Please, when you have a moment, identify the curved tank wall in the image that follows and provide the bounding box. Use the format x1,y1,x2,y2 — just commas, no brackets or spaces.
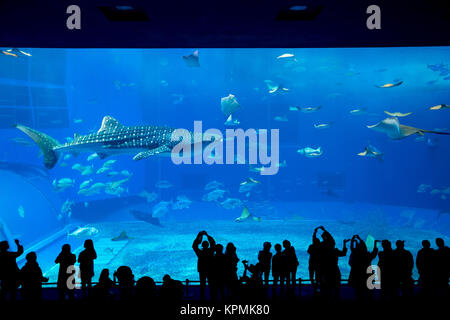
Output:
0,165,63,246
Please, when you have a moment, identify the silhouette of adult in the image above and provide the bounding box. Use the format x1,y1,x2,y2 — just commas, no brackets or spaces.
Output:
416,240,435,298
434,238,450,298
308,228,322,294
192,230,216,300
393,240,414,298
19,251,49,302
0,239,23,301
348,235,378,300
78,239,97,298
160,274,184,302
211,243,226,301
258,242,272,287
378,240,396,300
271,243,285,297
224,242,239,299
135,276,157,301
282,240,299,290
113,265,135,300
318,227,348,300
55,244,76,300
94,268,114,301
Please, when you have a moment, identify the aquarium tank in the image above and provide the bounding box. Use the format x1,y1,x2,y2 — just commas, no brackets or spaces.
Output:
0,47,449,283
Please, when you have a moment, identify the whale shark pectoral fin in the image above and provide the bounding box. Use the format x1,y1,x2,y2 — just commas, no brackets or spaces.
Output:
98,116,123,133
133,145,172,161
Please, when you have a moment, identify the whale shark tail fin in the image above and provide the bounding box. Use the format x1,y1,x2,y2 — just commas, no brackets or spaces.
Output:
15,124,61,169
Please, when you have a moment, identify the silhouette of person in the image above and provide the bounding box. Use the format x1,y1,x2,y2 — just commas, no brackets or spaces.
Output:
434,238,450,298
308,228,322,294
211,243,226,301
19,251,49,302
160,274,184,301
282,240,299,291
113,265,135,300
55,244,76,300
192,230,216,300
135,276,157,301
258,242,272,287
378,240,396,300
78,239,97,298
271,243,284,297
224,242,239,299
318,227,348,300
0,239,23,301
416,240,435,298
348,235,378,300
241,260,263,299
393,240,414,298
94,268,114,301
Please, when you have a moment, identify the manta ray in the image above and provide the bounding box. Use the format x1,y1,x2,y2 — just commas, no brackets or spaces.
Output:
182,50,200,67
130,209,162,227
367,117,450,140
15,116,204,169
111,230,134,241
235,206,261,222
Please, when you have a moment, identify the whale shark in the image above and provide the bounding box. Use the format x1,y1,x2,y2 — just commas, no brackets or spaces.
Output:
367,117,450,140
14,116,199,169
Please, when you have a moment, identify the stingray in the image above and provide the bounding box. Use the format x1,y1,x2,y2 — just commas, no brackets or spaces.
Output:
182,50,200,67
357,144,384,160
221,94,241,117
235,206,261,222
367,117,450,140
111,230,134,241
384,111,412,117
130,209,162,227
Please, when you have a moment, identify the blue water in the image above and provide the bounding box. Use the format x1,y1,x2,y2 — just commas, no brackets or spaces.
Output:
0,47,450,282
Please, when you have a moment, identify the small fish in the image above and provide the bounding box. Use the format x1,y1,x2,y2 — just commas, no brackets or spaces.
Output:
289,106,321,113
96,167,110,174
276,53,295,59
138,190,158,203
349,108,367,115
375,81,403,88
205,180,224,191
155,180,173,189
107,171,120,177
358,144,384,161
274,115,288,122
429,104,449,110
81,165,94,176
18,205,25,218
79,179,93,189
103,160,116,167
314,122,333,129
68,226,99,238
73,119,83,124
87,153,99,161
63,154,72,161
264,80,289,94
120,170,132,177
297,147,323,158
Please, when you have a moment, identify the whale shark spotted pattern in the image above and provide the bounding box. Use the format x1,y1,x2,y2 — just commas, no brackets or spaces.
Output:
15,116,181,169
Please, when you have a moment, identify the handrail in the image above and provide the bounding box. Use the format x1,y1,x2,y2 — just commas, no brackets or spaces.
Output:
40,278,431,287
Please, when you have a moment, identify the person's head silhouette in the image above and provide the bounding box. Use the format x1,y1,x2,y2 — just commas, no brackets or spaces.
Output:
263,242,271,251
274,243,282,253
396,240,405,249
0,240,9,252
26,251,37,263
84,239,94,250
282,240,291,249
62,244,71,253
422,240,431,248
215,244,224,254
436,238,445,248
